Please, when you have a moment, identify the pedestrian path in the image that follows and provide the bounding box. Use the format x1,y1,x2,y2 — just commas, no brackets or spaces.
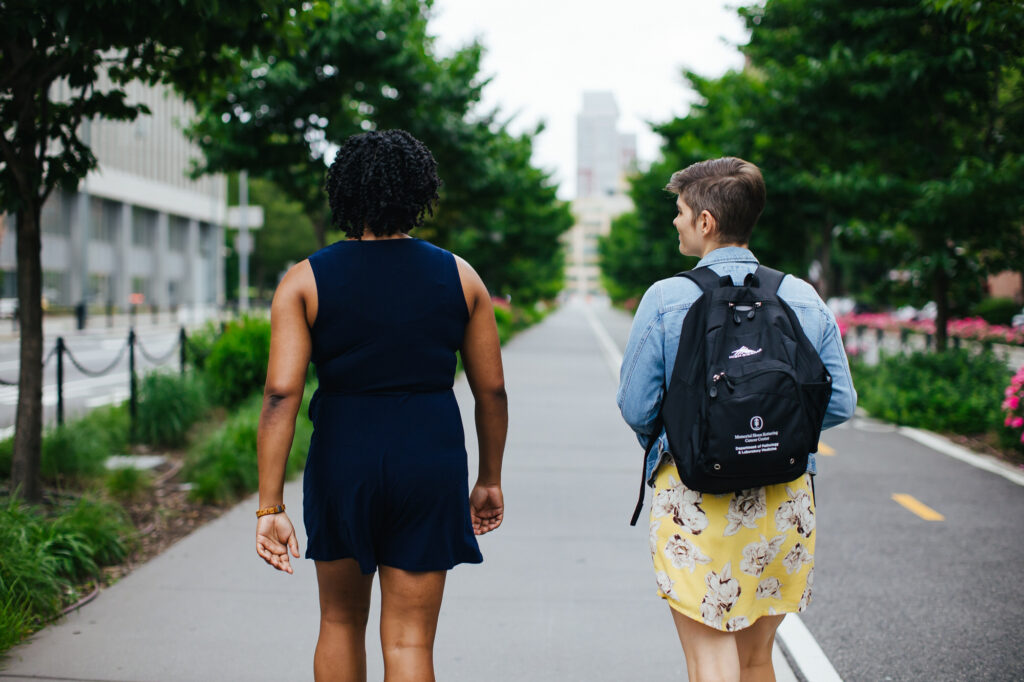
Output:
1,303,798,681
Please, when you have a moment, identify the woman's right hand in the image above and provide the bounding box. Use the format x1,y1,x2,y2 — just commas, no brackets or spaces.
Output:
469,483,504,535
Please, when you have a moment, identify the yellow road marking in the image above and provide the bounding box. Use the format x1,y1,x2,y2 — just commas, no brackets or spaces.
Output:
817,441,836,456
892,494,945,521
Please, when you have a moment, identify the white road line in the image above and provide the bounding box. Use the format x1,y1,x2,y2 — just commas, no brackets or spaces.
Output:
582,302,840,682
777,616,844,682
580,302,623,382
899,426,1024,488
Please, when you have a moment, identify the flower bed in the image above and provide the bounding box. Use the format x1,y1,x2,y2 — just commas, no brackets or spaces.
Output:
838,313,1024,346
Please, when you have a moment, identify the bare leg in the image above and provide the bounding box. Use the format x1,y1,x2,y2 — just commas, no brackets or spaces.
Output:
378,566,446,682
670,607,741,682
735,614,785,682
314,559,374,682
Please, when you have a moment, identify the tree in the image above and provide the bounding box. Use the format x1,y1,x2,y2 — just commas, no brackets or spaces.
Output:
739,0,1024,349
188,0,572,306
187,0,484,249
602,0,1024,344
0,1,291,501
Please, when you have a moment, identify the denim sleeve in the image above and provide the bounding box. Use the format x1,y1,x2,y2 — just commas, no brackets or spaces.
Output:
818,302,857,429
616,284,666,443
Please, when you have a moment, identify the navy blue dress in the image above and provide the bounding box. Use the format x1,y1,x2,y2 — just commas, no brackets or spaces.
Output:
302,238,483,574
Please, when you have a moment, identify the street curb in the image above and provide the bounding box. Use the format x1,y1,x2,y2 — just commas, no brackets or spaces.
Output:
898,426,1024,487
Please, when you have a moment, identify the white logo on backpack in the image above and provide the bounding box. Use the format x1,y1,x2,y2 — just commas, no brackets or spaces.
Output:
729,346,762,359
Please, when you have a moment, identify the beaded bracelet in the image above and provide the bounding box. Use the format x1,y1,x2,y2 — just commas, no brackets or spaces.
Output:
256,503,286,518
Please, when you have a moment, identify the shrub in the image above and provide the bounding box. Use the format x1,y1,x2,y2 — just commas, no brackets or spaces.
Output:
105,467,153,502
0,495,133,655
135,371,207,447
204,316,271,406
1000,365,1024,453
184,320,221,371
0,584,33,653
79,404,130,454
0,435,11,479
50,495,133,569
41,420,111,485
852,350,1011,434
972,297,1020,326
0,498,65,619
184,387,313,505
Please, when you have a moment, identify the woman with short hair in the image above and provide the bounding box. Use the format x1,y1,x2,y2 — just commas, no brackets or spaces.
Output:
618,157,855,681
254,129,508,681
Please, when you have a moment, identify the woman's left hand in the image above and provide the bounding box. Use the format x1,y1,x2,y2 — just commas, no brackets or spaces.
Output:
256,512,300,574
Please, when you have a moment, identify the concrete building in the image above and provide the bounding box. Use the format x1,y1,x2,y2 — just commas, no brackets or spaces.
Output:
576,91,636,199
0,78,227,320
565,92,636,297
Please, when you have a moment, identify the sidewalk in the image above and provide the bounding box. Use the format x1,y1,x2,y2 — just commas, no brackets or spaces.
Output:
0,303,797,681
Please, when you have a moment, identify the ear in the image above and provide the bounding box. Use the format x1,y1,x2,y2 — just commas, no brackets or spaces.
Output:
699,210,717,237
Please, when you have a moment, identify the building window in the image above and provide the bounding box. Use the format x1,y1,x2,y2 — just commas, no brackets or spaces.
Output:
89,273,112,304
168,216,188,252
41,191,71,236
132,207,157,247
42,270,69,307
90,197,119,243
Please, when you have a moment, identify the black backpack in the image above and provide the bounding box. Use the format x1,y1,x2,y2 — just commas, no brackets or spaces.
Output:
629,265,832,525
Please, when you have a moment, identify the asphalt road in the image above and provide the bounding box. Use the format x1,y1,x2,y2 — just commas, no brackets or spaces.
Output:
593,299,1024,682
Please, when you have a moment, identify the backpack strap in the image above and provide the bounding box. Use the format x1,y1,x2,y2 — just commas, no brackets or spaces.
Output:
629,425,662,526
679,266,731,292
751,265,786,293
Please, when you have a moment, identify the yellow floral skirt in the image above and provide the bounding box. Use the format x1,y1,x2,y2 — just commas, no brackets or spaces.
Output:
649,460,816,632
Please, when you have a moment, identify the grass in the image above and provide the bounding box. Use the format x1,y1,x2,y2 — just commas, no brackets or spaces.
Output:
0,494,132,655
105,467,153,502
183,387,313,505
134,371,208,448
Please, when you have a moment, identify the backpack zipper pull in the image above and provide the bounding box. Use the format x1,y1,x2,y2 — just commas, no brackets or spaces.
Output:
710,372,722,398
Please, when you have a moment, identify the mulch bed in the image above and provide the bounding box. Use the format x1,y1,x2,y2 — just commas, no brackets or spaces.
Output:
97,447,228,585
944,432,1024,469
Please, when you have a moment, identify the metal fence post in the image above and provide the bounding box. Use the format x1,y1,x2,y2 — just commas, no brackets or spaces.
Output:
55,337,65,426
179,326,187,375
128,328,137,440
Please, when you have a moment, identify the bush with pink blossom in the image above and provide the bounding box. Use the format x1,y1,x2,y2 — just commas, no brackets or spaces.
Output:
1001,366,1024,452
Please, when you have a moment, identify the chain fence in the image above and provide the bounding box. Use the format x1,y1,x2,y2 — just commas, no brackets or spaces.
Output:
1,327,190,430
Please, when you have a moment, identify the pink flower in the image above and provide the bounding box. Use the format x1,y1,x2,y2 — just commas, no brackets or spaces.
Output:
1008,416,1017,427
1013,417,1024,429
1009,396,1021,411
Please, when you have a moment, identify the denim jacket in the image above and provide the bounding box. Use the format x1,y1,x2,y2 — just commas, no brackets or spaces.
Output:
616,247,857,485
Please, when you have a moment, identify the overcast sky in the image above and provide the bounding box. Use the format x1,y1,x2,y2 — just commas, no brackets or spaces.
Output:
430,1,751,198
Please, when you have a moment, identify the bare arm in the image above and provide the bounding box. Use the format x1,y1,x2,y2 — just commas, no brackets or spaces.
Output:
456,256,508,534
255,260,316,572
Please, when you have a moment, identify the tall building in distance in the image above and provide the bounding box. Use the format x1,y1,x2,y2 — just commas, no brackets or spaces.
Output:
564,92,636,298
576,91,636,199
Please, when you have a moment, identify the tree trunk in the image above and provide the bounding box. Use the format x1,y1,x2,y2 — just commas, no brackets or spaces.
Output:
10,204,45,503
933,266,950,353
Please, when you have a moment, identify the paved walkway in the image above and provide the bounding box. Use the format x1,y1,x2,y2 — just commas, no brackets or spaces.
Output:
1,302,797,681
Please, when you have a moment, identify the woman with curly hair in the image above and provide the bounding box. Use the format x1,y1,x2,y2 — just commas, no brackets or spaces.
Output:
254,129,508,681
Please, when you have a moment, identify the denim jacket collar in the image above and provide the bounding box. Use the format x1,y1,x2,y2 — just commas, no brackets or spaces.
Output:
695,246,759,268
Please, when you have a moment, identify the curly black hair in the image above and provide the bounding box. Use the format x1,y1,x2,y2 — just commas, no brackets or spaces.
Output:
325,129,441,239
